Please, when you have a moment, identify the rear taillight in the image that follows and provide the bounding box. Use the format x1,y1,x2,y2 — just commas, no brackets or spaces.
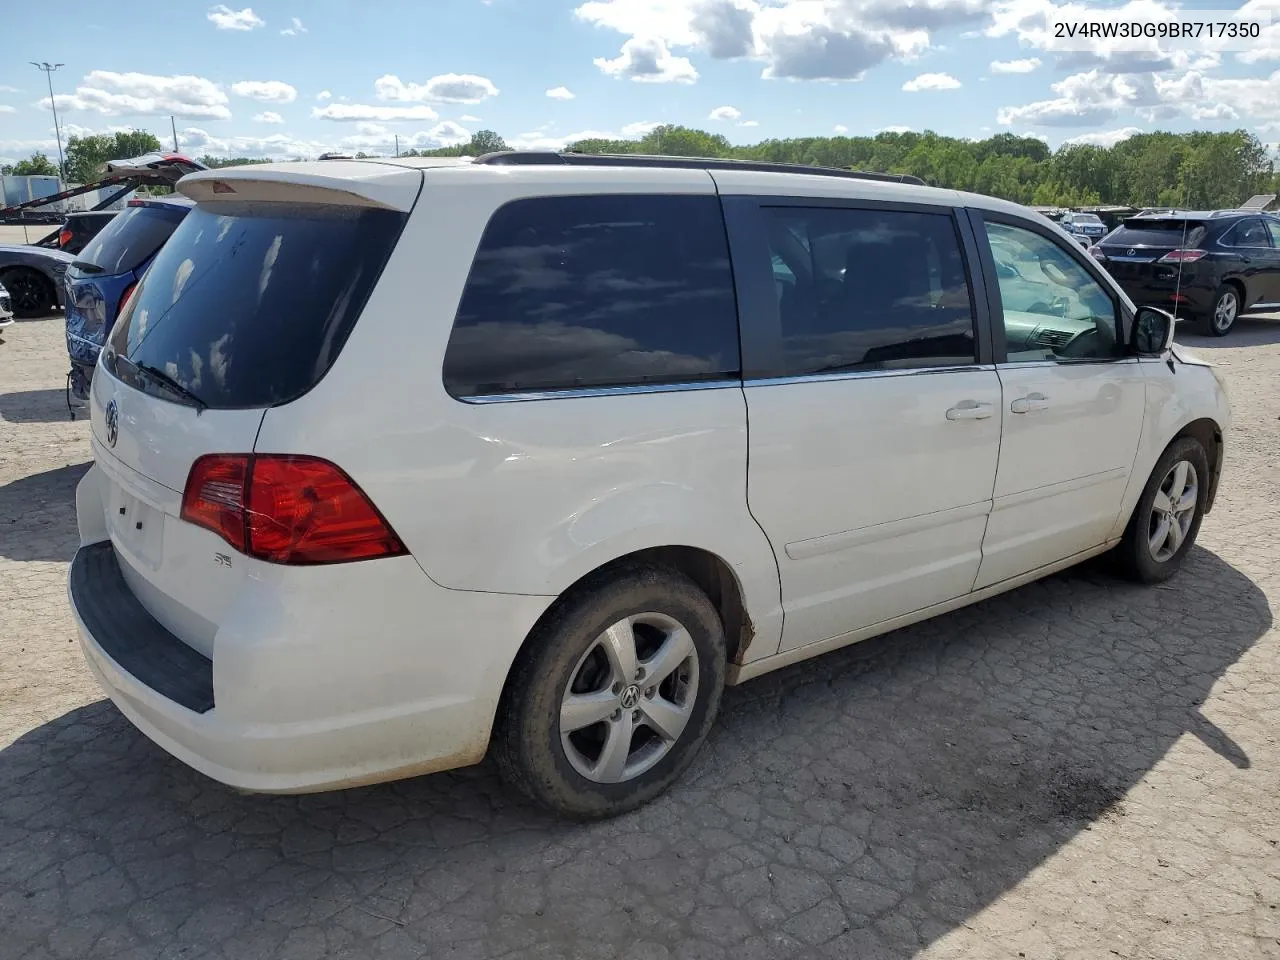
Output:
58,227,73,248
181,454,405,565
1158,249,1207,263
118,281,138,316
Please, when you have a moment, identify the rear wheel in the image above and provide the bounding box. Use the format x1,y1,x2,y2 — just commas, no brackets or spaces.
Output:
493,563,726,819
1198,284,1239,337
1113,436,1209,583
0,268,55,318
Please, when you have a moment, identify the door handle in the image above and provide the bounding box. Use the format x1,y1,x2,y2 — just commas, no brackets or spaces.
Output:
946,400,994,421
1010,392,1050,414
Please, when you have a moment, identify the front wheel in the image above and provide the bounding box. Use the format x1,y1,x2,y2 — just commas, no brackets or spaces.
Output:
1114,437,1209,584
493,563,726,819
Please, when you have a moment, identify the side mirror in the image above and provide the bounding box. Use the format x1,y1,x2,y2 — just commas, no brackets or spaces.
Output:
1133,306,1175,355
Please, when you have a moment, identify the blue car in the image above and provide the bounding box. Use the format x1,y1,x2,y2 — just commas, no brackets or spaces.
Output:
65,195,192,404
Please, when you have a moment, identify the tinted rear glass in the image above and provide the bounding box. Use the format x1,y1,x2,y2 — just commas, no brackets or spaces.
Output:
104,201,406,409
442,194,740,397
1108,219,1207,247
76,204,187,275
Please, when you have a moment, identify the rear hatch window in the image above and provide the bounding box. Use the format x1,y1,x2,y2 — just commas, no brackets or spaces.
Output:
103,200,407,410
74,204,187,277
1104,219,1207,249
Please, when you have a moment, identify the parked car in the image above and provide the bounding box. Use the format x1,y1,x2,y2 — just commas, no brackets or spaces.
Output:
69,153,1230,819
65,196,192,405
0,241,73,317
34,210,120,255
1059,211,1107,246
0,281,13,330
1090,210,1280,336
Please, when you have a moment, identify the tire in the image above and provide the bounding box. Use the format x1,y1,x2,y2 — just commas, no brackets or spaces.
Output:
493,562,727,819
0,268,55,318
1197,284,1240,337
1113,436,1209,584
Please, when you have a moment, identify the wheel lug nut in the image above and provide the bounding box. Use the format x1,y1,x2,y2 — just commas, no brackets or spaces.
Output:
632,710,641,722
635,668,645,680
611,709,621,721
612,682,622,694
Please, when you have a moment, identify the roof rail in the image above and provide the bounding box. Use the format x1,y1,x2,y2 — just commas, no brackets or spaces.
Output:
470,151,927,186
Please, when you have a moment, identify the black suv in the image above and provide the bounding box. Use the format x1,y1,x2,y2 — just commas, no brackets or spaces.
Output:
1090,210,1280,336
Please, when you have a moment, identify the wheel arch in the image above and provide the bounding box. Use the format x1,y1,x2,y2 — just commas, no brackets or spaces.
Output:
493,544,758,730
0,263,60,313
1172,417,1224,513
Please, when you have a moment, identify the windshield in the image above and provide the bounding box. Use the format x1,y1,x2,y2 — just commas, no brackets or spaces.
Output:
103,200,407,410
76,204,187,276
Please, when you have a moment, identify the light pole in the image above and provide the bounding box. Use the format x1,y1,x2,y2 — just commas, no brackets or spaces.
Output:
30,61,66,182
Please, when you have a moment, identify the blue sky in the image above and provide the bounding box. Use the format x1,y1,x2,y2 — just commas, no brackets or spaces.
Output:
2,0,1278,165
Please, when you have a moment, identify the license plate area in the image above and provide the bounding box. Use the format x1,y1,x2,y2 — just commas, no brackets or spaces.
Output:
107,483,165,568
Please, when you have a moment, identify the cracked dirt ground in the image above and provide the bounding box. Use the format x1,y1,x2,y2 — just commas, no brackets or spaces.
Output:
2,314,1278,960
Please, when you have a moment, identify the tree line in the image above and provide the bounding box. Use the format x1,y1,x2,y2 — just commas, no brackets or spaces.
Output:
5,126,1275,211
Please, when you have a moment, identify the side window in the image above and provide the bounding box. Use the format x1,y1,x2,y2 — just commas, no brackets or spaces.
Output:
985,220,1123,363
443,194,740,397
1223,218,1271,247
1267,219,1280,247
760,206,976,377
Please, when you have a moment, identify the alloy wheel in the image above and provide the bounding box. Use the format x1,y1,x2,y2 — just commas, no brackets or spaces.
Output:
559,612,699,783
1213,290,1238,333
1148,459,1198,563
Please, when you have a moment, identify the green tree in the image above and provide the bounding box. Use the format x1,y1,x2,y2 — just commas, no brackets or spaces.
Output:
2,153,60,177
64,130,163,184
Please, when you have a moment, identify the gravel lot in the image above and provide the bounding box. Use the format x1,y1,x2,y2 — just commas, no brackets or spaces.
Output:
2,312,1278,960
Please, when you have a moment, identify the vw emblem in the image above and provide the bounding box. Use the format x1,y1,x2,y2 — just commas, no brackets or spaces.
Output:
1127,248,1136,257
104,399,119,448
619,685,641,709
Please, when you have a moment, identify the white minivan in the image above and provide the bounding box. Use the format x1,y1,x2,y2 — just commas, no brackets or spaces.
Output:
69,153,1230,818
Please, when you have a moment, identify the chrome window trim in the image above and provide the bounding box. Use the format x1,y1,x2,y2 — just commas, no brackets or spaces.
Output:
743,363,994,389
994,357,1139,370
456,379,742,404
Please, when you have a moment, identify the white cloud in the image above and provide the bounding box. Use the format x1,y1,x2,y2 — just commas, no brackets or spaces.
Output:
0,85,20,93
316,90,332,100
739,119,760,127
879,124,913,133
1063,126,1143,147
990,57,1040,73
312,102,440,122
231,80,298,103
180,126,322,159
460,114,481,122
0,105,15,114
280,16,307,36
546,86,576,100
903,72,961,91
253,111,284,124
340,121,471,153
576,0,991,82
834,123,849,134
709,105,741,120
594,37,699,83
374,73,500,104
622,120,662,136
207,5,264,30
45,71,231,120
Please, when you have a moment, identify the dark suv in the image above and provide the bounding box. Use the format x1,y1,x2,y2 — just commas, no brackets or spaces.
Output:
1090,211,1280,336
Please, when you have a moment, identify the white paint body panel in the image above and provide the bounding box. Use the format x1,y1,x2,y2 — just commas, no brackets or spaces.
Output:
976,360,1147,588
69,159,1230,794
743,370,1001,650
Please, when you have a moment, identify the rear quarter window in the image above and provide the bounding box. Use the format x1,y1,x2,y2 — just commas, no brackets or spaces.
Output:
76,204,187,276
442,194,741,397
104,200,407,410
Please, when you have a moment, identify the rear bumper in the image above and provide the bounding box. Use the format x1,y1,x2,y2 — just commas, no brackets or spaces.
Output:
70,467,553,793
1104,266,1215,315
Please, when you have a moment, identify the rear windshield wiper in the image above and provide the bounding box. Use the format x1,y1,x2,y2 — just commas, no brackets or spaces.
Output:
133,362,207,412
70,260,104,274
